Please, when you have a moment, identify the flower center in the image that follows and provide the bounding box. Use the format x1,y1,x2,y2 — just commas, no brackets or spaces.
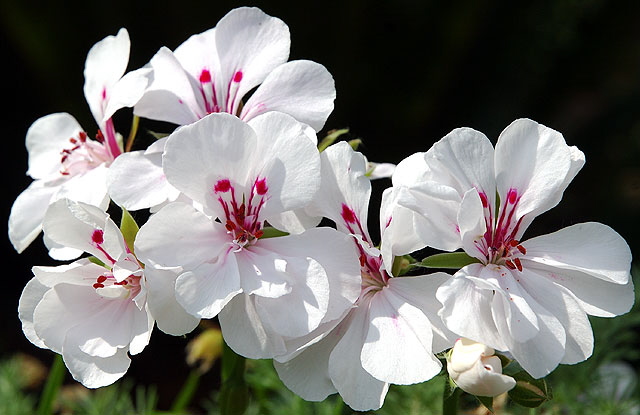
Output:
60,131,114,176
475,188,527,272
197,68,244,117
214,177,269,250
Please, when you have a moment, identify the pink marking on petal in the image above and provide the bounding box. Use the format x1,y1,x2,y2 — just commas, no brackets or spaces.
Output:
255,178,268,195
341,204,356,223
385,216,392,229
101,87,107,100
479,191,489,208
92,229,104,245
233,70,243,83
214,179,231,193
199,69,212,83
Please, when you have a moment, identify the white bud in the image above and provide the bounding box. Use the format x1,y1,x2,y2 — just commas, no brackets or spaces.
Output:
447,338,516,397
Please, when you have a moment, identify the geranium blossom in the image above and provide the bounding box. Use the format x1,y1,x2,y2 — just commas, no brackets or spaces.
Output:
18,199,154,388
134,112,361,356
8,28,148,257
388,118,635,378
108,6,335,211
273,142,455,411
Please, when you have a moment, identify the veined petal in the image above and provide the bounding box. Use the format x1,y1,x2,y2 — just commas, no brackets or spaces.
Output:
215,7,290,115
236,247,293,299
162,113,257,211
107,147,179,211
218,293,287,359
102,67,150,122
25,113,84,180
241,60,335,131
145,266,200,336
135,202,229,269
62,343,130,389
523,222,632,284
361,288,442,385
175,256,242,319
84,28,131,125
134,47,203,125
8,180,59,253
458,188,488,261
248,112,321,216
328,304,389,411
43,199,124,265
494,118,585,225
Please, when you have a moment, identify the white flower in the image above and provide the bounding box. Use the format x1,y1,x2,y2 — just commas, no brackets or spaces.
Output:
134,112,360,355
447,338,516,397
273,142,455,411
389,118,635,378
18,199,154,388
8,28,149,257
108,6,335,212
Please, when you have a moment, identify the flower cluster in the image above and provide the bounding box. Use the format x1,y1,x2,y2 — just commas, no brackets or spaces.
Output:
10,6,635,412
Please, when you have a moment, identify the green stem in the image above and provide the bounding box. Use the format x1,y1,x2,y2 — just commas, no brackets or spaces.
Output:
125,115,140,153
219,342,249,415
443,385,461,415
170,369,201,413
37,354,65,415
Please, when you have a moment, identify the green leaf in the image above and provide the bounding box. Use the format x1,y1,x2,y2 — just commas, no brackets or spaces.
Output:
317,128,349,152
219,342,248,415
88,255,107,268
392,254,416,276
415,252,480,269
37,354,65,415
507,369,552,408
120,208,139,254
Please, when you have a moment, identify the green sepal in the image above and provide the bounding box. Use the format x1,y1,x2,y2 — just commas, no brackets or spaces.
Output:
88,256,107,268
259,226,289,239
392,254,416,276
505,363,553,408
219,341,249,415
147,130,170,140
415,252,480,269
475,395,494,413
347,138,362,150
120,208,139,254
317,128,349,152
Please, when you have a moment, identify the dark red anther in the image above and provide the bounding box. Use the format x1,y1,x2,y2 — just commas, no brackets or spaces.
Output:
61,155,68,163
95,130,105,143
505,260,516,270
214,179,231,193
508,239,520,247
514,258,523,272
254,230,264,239
225,220,237,232
255,178,268,195
78,131,87,142
236,204,246,221
97,275,107,283
69,137,77,144
359,254,366,267
93,283,104,289
199,69,212,83
114,280,128,285
517,245,527,255
92,229,104,245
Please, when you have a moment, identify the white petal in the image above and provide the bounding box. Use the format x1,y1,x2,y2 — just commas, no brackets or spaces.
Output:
524,222,632,284
361,288,442,385
8,180,59,253
264,208,322,234
175,257,242,319
134,47,202,125
236,247,293,299
54,163,110,209
162,113,257,211
241,60,335,131
145,266,200,336
518,268,593,365
247,112,321,216
84,28,131,125
437,266,509,350
135,202,229,269
32,260,106,287
62,345,130,388
494,118,585,225
328,305,389,411
458,188,489,261
215,7,290,114
273,330,340,401
218,293,286,359
107,148,179,211
18,277,50,349
25,113,84,179
102,67,150,122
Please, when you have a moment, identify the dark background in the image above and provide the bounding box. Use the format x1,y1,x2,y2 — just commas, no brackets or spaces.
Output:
2,0,640,410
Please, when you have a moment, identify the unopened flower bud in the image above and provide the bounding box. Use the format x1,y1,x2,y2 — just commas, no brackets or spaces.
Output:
447,338,516,397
